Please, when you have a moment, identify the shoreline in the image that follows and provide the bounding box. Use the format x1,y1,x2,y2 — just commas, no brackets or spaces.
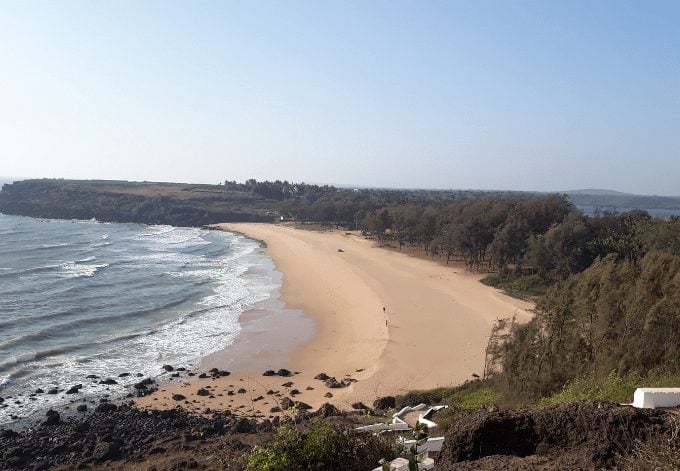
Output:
136,223,534,416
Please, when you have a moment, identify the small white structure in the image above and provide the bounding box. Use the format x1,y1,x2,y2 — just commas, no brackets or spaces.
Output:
399,436,445,453
371,457,435,471
355,422,412,432
633,388,680,409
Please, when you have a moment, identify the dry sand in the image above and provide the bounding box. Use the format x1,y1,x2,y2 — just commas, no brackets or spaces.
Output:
136,224,533,417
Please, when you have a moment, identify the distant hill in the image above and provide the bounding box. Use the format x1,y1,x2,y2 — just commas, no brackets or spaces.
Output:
0,179,279,226
564,189,680,217
564,189,635,196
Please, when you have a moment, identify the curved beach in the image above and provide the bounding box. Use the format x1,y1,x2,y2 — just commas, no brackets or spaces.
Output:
137,224,533,414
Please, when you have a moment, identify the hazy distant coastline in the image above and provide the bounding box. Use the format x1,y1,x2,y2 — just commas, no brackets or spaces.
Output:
1,179,679,229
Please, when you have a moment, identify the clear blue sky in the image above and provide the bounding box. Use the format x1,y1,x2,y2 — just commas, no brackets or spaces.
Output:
1,1,678,194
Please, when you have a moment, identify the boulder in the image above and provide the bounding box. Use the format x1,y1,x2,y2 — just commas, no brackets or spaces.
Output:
316,402,342,417
262,370,276,376
172,394,186,401
277,369,292,377
92,441,122,462
99,378,117,385
280,397,294,410
162,365,174,372
196,388,210,397
65,384,83,394
76,404,88,413
44,410,60,426
282,381,293,388
95,402,117,413
314,372,330,381
373,396,396,410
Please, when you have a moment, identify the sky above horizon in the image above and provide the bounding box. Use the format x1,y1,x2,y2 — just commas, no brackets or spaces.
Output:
1,1,679,195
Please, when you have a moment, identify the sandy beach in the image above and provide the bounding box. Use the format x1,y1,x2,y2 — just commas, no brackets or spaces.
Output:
137,224,533,416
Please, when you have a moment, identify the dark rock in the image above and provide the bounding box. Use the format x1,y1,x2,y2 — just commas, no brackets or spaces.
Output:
253,396,264,402
47,388,58,395
314,372,330,380
324,377,346,388
262,370,276,376
280,397,294,410
44,409,60,425
34,388,44,394
86,374,99,379
198,373,208,378
237,388,246,394
351,402,370,410
277,368,292,377
95,402,117,413
196,388,210,397
172,394,186,401
65,384,83,394
282,381,294,387
76,404,88,412
270,406,281,413
99,378,117,385
118,372,130,377
266,389,276,395
162,365,174,372
231,418,255,433
176,367,187,371
373,396,396,410
188,372,195,376
294,401,312,410
316,402,342,417
324,392,333,398
209,367,219,374
306,386,314,390
171,372,180,377
290,389,300,396
92,440,121,462
218,370,231,377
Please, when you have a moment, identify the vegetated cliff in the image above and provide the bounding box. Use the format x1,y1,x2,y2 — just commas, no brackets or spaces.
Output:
0,179,279,226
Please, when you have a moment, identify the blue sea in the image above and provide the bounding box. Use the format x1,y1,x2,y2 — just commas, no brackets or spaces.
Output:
0,214,277,426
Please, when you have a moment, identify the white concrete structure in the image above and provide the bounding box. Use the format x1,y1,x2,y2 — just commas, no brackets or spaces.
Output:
400,436,445,453
633,388,680,409
371,457,435,471
355,422,412,432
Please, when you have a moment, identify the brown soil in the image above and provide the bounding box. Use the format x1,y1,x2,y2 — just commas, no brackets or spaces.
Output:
436,401,671,470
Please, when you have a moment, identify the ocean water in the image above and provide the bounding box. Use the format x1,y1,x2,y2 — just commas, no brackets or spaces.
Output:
0,214,276,426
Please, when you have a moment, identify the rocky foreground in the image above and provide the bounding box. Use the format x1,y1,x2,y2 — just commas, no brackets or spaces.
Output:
1,399,677,470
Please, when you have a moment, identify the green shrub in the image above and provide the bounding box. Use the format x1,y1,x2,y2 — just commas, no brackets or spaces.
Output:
246,421,401,471
539,371,680,407
454,387,501,410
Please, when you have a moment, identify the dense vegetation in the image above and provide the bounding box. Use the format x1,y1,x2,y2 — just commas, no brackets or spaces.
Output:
0,179,279,226
243,421,400,471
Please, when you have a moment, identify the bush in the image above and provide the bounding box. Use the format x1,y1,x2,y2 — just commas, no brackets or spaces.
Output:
539,371,680,407
246,421,401,471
